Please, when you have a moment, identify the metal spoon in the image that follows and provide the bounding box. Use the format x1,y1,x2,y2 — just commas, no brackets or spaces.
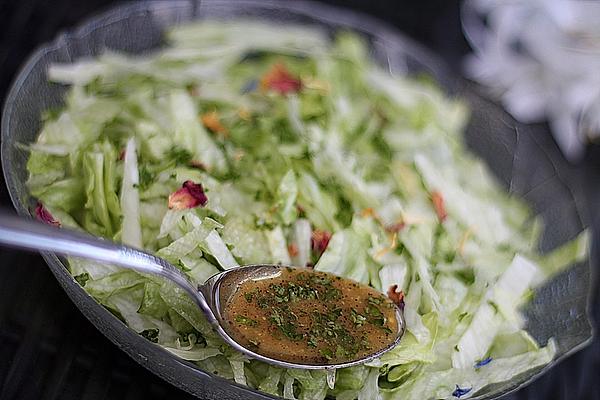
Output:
0,213,405,371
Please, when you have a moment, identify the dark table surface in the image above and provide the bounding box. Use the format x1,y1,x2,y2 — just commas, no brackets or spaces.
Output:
0,1,598,399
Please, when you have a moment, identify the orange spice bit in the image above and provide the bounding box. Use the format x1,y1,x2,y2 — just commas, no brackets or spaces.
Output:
387,285,405,308
201,111,228,138
431,191,447,222
360,208,376,218
360,207,387,227
238,107,251,121
260,62,302,95
287,243,299,257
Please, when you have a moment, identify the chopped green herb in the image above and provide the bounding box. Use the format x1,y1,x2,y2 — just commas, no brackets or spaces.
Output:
74,273,90,286
487,300,499,314
244,290,257,303
351,309,367,327
137,165,156,191
319,348,333,360
167,146,193,165
235,315,258,326
140,329,159,343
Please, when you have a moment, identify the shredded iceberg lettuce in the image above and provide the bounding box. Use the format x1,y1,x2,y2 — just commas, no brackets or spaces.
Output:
27,21,588,400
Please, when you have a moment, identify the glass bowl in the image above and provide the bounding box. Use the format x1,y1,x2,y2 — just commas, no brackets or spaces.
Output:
1,1,594,399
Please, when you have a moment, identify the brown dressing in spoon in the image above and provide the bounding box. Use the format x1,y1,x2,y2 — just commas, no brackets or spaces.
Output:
223,267,398,365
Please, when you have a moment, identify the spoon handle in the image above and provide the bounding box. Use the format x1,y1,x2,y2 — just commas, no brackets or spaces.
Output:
0,212,204,308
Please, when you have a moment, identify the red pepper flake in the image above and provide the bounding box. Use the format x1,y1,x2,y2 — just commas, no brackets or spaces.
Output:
260,63,302,95
287,243,299,257
311,229,332,256
35,202,60,227
431,191,447,222
385,221,405,233
296,204,306,218
189,160,207,171
118,148,125,161
201,111,228,137
387,285,405,309
168,181,208,210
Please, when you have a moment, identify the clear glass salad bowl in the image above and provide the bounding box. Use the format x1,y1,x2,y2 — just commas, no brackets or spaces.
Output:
1,1,594,399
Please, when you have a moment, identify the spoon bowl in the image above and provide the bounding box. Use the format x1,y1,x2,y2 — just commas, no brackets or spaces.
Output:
0,212,405,370
203,264,406,369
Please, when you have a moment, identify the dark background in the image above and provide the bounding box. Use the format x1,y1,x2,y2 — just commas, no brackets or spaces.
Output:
0,1,597,399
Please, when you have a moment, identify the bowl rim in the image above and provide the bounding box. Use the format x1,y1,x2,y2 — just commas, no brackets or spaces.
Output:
1,1,594,399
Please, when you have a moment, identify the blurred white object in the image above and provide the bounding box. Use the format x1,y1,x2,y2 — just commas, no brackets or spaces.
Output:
462,0,600,162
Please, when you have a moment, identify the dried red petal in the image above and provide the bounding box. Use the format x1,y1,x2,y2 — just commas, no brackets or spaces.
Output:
311,229,332,256
431,191,447,222
168,181,208,210
35,202,60,227
288,243,299,257
260,63,302,95
387,285,405,309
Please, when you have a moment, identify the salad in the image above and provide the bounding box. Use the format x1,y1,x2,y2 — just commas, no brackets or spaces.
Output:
26,21,588,399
